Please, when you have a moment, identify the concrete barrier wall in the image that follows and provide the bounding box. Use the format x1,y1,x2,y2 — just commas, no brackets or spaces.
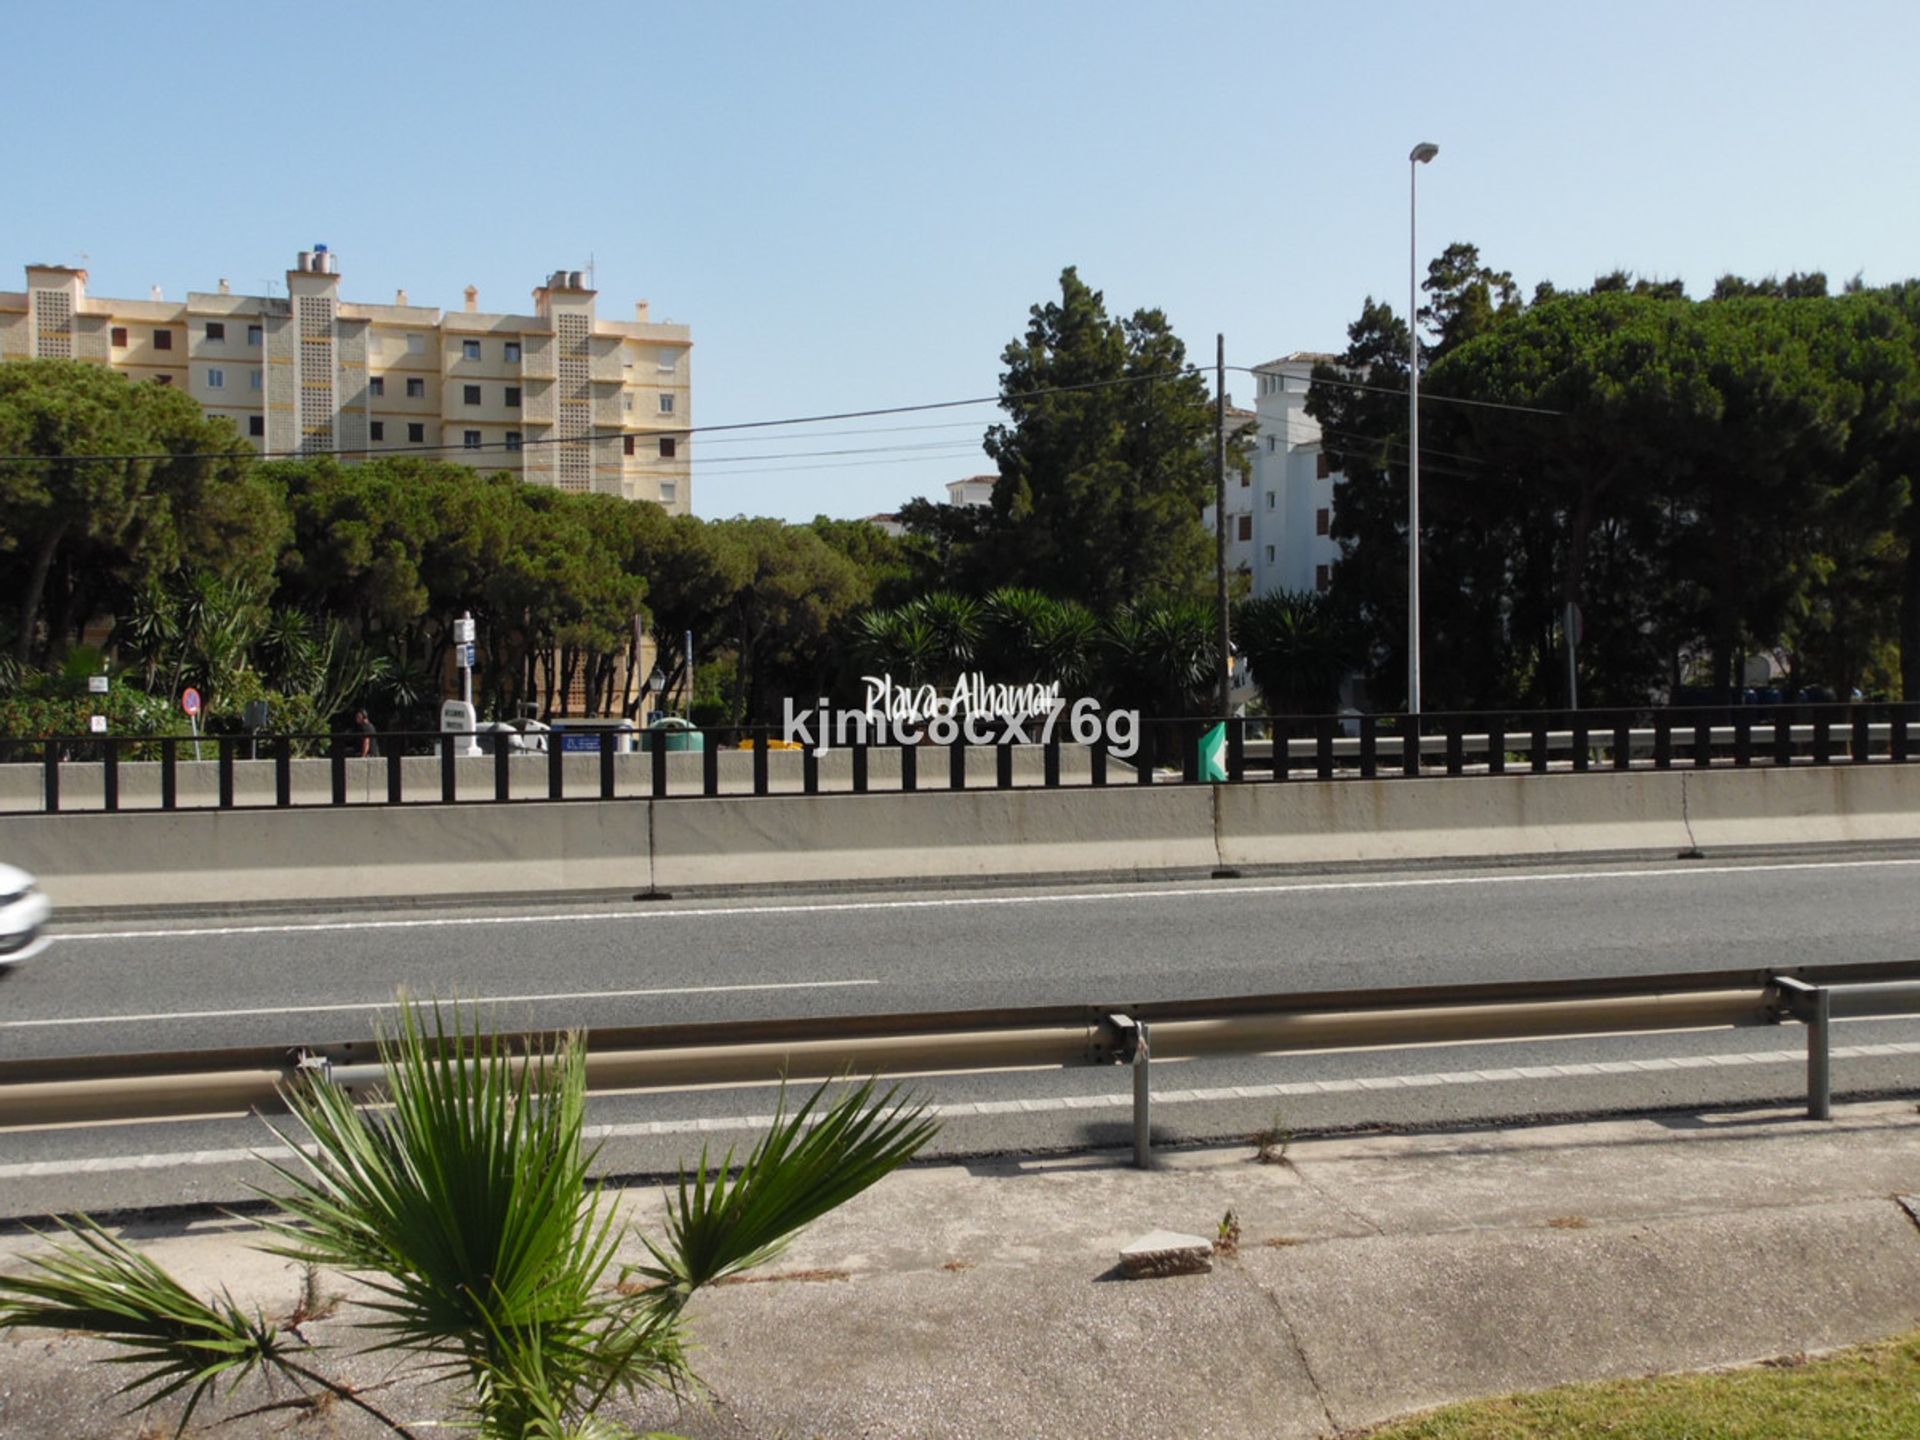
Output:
1215,771,1689,867
1683,764,1920,849
1,801,650,909
650,785,1214,890
4,765,1916,911
1214,764,1920,868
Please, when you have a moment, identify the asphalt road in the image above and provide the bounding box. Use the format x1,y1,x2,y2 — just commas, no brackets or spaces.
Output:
3,849,1919,1218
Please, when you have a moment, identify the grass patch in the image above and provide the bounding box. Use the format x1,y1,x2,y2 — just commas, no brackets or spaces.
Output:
1363,1329,1920,1439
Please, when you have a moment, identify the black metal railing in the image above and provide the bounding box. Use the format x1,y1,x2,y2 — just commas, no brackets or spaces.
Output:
2,702,1915,815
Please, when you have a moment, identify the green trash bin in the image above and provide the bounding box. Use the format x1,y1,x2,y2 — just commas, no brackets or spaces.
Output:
643,716,705,752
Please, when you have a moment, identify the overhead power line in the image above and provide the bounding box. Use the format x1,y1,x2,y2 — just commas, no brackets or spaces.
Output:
0,354,1561,468
0,366,1206,466
1232,365,1566,417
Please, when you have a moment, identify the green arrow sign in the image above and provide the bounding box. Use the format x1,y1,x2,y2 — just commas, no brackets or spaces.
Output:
1198,721,1227,782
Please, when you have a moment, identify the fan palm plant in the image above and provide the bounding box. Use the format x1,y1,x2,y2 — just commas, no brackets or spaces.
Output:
0,999,935,1439
1235,590,1357,715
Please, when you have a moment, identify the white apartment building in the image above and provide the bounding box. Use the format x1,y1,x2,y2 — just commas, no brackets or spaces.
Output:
944,474,996,507
1202,405,1261,585
1248,353,1343,597
0,250,693,513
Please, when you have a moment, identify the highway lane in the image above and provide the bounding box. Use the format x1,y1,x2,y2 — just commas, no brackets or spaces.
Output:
8,853,1920,1061
4,849,1920,1217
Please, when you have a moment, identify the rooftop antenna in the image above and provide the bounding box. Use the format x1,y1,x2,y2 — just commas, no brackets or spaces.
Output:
588,252,595,291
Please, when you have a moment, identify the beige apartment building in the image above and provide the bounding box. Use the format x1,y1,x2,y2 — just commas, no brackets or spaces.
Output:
0,249,692,512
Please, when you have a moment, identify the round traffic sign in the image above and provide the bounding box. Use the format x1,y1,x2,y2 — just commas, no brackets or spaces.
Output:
181,687,202,718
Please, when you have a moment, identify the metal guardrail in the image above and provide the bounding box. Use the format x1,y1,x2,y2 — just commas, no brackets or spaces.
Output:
4,960,1917,1164
4,701,1918,814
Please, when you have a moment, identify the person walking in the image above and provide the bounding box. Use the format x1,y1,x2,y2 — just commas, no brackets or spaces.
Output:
353,708,379,757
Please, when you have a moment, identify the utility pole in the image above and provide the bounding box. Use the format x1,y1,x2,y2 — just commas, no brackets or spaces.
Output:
1215,333,1231,720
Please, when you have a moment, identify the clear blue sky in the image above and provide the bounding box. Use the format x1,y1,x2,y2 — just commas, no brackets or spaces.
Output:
6,1,1915,522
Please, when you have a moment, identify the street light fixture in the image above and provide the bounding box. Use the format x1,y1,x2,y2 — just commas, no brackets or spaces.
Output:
1407,141,1438,718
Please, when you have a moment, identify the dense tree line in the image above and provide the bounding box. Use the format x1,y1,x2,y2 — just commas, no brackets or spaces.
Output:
0,270,1244,738
12,248,1908,739
0,361,908,735
1310,252,1920,709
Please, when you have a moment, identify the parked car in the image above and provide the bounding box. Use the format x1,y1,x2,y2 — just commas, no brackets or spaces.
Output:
0,864,51,966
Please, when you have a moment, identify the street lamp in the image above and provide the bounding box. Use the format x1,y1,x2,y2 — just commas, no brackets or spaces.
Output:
1407,141,1438,718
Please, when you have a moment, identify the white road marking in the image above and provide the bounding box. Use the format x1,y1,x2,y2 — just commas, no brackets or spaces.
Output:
0,979,876,1031
57,856,1920,944
6,1037,1916,1180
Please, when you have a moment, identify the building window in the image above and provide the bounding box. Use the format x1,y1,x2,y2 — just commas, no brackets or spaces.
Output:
1241,468,1250,487
462,339,481,361
1267,436,1276,453
155,374,173,386
247,324,262,346
623,435,636,456
1264,545,1275,563
205,321,225,341
504,341,522,363
249,415,265,437
660,481,676,503
111,326,128,347
505,431,522,452
1315,564,1331,592
206,368,225,390
657,347,676,371
463,430,482,449
1266,493,1276,510
369,376,384,397
505,386,521,408
407,422,425,443
1316,508,1330,536
406,377,425,398
154,330,173,350
658,437,676,459
1237,515,1252,542
407,333,425,354
623,393,634,413
370,421,385,442
1316,451,1331,480
250,369,262,391
463,384,482,405
658,393,674,414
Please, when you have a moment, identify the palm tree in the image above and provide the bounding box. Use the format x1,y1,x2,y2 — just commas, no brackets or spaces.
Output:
1096,597,1217,719
0,999,935,1439
980,588,1098,690
854,606,943,687
1235,590,1357,715
911,592,982,675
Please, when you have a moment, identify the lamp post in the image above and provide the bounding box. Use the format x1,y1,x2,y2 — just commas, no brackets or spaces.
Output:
1406,141,1438,718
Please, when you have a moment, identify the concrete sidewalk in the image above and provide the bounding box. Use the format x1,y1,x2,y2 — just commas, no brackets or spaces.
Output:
4,1102,1920,1437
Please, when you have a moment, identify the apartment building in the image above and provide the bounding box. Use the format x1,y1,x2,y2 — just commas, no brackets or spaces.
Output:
0,250,692,513
1200,403,1260,586
1248,353,1342,597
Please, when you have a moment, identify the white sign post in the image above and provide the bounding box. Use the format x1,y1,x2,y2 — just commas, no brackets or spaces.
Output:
450,613,480,756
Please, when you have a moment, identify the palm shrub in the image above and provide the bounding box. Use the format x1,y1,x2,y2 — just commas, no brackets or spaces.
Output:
1096,596,1217,719
1235,590,1357,715
0,1000,935,1439
980,588,1099,690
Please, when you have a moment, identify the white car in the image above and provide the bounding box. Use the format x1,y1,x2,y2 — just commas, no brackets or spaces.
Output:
0,864,51,965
